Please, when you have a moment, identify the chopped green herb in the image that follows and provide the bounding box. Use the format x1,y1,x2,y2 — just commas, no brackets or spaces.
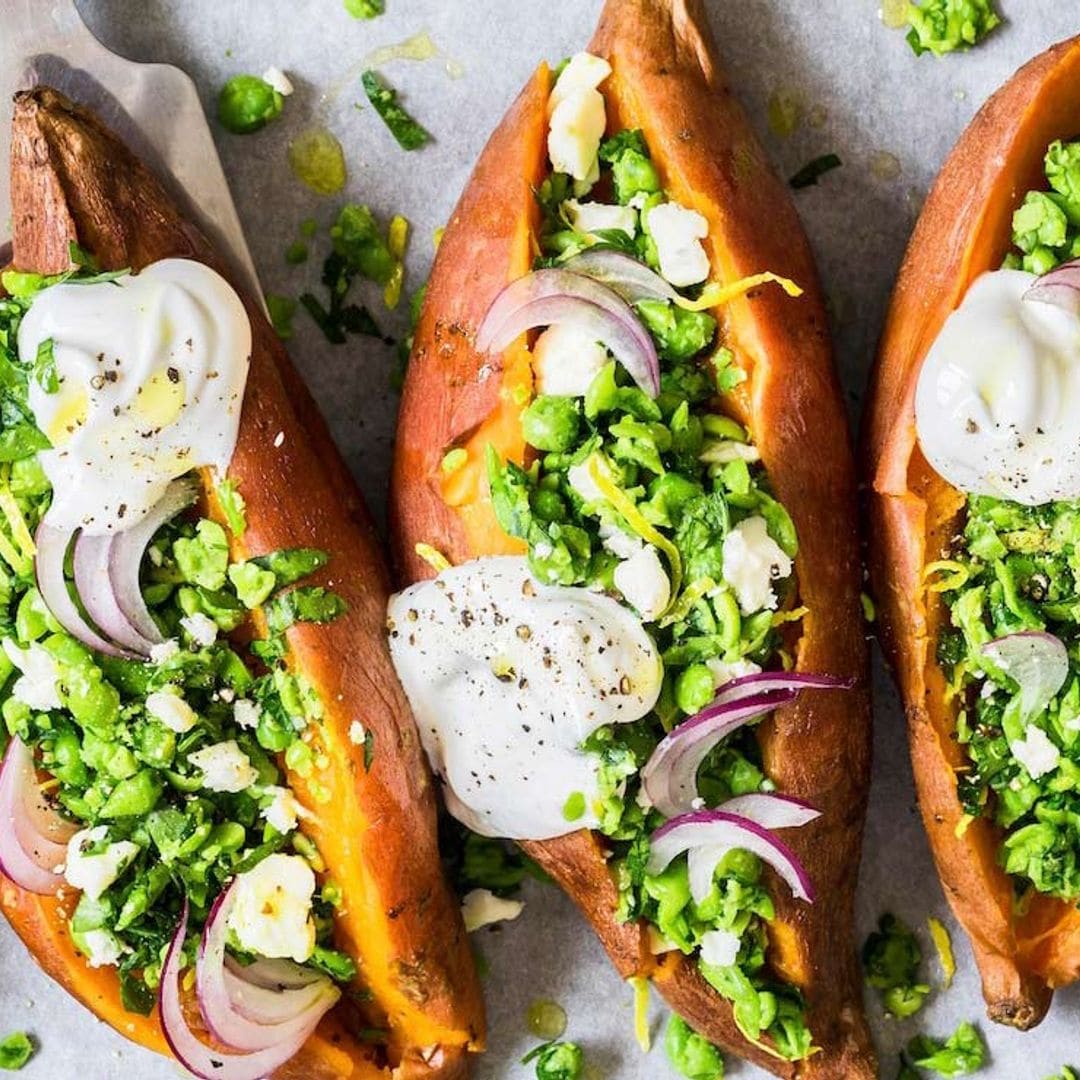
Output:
521,1041,584,1080
1045,1069,1078,1080
344,0,384,17
907,1021,986,1076
665,1015,725,1079
285,241,309,265
361,70,431,150
217,74,284,134
0,1032,33,1071
265,586,347,635
216,478,247,537
32,338,58,393
906,0,1002,57
789,153,842,190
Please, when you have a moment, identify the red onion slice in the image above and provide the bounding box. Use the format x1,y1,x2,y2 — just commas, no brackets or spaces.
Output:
641,691,796,818
160,899,329,1080
718,792,820,831
982,630,1069,721
1024,258,1080,314
197,882,339,1051
109,476,199,645
0,737,66,894
224,955,323,993
74,534,159,655
35,523,134,658
648,809,815,905
476,269,660,397
713,670,855,707
563,249,679,305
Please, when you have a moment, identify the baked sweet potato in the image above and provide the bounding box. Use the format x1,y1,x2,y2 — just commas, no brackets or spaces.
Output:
865,35,1080,1030
389,2,872,1076
1,86,483,1077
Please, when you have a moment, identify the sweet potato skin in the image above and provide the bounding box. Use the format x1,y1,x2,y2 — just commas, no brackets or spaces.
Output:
390,2,872,1076
3,86,482,1077
865,35,1080,1030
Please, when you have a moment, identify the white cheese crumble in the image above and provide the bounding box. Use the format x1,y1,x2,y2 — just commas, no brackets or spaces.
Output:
149,638,180,664
600,522,643,560
227,853,316,963
188,739,259,793
262,66,294,96
349,720,367,746
721,516,793,615
79,928,126,969
146,689,199,734
180,612,218,648
646,201,710,287
460,888,525,932
699,928,742,968
613,545,670,622
706,656,762,689
563,198,636,238
547,53,610,182
1010,725,1061,780
3,639,62,711
65,826,139,902
532,324,609,397
567,460,605,504
700,440,761,465
261,786,307,835
233,698,261,730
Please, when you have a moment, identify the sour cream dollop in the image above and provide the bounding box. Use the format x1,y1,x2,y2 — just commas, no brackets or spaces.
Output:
914,269,1080,505
387,556,663,840
18,258,251,533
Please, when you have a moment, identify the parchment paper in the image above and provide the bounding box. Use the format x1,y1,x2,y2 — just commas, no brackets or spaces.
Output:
2,2,1079,1077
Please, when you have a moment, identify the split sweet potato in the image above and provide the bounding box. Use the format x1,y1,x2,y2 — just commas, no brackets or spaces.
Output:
865,35,1080,1030
389,2,873,1076
2,86,483,1078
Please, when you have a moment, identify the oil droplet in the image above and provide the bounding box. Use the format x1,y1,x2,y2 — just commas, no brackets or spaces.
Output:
362,30,465,79
767,88,802,138
953,87,968,102
880,0,909,29
287,127,347,195
526,999,567,1040
869,150,902,182
808,103,828,129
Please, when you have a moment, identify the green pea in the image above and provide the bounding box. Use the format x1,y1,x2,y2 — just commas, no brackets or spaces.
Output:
60,665,120,736
713,589,742,653
2,696,31,740
116,864,171,932
15,588,50,643
228,562,277,609
521,396,581,452
644,473,704,527
203,821,247,857
103,743,139,781
674,664,715,716
165,769,205,794
702,414,748,441
216,648,255,694
49,727,88,787
531,488,568,523
177,585,246,633
100,769,163,819
138,722,176,768
217,74,284,135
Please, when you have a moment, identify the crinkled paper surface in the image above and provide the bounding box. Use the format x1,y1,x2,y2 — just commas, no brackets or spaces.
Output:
2,1,1078,1077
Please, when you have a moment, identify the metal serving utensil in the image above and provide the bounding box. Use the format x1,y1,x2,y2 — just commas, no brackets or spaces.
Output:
0,0,259,296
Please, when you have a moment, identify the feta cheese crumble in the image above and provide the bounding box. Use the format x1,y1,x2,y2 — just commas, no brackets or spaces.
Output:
721,516,793,615
189,739,259,793
646,201,710,287
227,853,316,963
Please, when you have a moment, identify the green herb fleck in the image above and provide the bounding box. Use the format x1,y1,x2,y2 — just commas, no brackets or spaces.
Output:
862,914,930,1018
266,294,297,340
907,1022,986,1077
361,70,431,150
265,586,347,635
789,153,842,190
216,478,247,537
33,339,58,393
521,1041,584,1080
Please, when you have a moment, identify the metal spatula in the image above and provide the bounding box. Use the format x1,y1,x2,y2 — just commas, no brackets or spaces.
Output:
0,0,260,297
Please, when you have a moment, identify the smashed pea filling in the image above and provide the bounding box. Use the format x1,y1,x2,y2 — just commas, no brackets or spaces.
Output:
0,266,352,1012
935,140,1080,902
483,129,812,1058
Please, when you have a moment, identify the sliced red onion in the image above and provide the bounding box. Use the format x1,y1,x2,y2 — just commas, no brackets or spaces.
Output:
641,692,796,818
1024,258,1080,314
713,670,855,707
476,269,660,396
563,249,679,305
982,631,1068,721
0,737,68,894
718,792,821,831
35,523,133,658
109,476,199,646
160,900,328,1080
648,809,815,905
197,882,339,1052
74,534,159,655
224,955,323,993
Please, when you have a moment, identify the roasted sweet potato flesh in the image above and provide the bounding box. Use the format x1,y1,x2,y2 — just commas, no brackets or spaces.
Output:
866,35,1080,1030
2,87,482,1079
390,1,872,1076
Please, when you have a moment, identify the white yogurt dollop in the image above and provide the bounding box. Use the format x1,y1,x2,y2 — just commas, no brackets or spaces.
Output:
18,258,251,533
915,268,1080,506
387,556,662,840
